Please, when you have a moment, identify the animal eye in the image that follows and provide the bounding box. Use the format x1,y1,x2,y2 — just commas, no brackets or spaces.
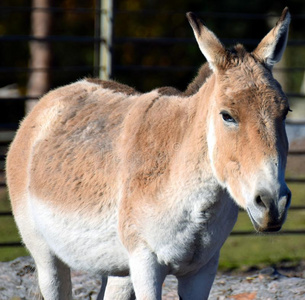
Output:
220,112,236,124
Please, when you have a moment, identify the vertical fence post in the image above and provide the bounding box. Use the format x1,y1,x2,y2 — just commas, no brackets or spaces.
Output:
99,0,113,80
94,0,101,78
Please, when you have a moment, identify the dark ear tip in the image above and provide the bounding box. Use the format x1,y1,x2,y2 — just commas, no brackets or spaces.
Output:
186,12,196,22
280,7,290,21
186,12,204,32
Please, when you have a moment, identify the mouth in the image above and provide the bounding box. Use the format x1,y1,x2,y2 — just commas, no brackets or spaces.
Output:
247,208,282,233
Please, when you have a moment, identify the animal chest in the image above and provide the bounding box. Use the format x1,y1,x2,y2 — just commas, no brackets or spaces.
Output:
139,191,238,276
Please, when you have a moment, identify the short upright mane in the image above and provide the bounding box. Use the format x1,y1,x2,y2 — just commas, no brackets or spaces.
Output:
184,63,212,96
156,62,212,96
86,78,140,96
86,62,212,98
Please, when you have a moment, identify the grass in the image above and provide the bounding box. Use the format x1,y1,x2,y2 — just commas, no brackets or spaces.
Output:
220,235,305,271
219,213,305,271
0,189,29,261
0,184,304,271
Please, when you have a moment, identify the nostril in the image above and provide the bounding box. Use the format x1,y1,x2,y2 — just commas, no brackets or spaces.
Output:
255,195,266,209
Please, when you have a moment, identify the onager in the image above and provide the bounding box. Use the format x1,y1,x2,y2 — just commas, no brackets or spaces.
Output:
7,8,291,300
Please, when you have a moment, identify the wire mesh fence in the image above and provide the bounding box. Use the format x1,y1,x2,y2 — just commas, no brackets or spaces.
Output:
0,3,305,248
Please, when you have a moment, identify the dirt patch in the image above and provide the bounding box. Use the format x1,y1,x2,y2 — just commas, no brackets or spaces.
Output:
1,257,304,300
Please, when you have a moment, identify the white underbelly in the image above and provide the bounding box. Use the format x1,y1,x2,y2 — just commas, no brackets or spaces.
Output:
29,197,129,275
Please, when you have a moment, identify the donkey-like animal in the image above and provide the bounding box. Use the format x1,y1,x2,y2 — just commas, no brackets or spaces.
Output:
7,8,291,300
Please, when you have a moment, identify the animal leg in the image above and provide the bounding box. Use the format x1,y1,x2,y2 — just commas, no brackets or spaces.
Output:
129,247,167,300
96,276,107,300
15,213,72,300
35,254,72,300
97,276,135,300
177,250,220,300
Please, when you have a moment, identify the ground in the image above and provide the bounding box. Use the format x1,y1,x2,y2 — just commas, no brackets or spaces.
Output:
0,257,304,300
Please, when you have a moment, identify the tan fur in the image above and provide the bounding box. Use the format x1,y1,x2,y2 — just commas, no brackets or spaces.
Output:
6,8,291,300
8,49,289,237
210,48,289,208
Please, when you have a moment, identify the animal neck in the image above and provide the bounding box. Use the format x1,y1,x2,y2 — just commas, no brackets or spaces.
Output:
171,74,219,190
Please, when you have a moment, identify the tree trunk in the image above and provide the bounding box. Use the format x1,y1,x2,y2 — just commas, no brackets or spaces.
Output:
26,0,52,113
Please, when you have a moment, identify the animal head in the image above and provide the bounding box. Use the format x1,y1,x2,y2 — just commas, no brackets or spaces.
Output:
187,8,291,232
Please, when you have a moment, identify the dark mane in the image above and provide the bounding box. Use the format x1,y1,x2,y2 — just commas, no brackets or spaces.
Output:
183,63,212,96
155,62,212,97
86,78,140,96
155,86,182,96
86,62,212,97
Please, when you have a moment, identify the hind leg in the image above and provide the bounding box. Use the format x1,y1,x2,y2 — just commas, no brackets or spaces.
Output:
34,252,72,300
15,212,72,300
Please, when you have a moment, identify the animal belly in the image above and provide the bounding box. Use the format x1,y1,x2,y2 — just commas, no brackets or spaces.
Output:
29,198,130,275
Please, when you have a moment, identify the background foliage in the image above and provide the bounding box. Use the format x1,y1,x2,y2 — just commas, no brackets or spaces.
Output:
1,0,305,121
0,0,304,269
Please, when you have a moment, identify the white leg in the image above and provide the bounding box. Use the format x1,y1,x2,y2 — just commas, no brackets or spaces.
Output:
99,276,135,300
15,213,72,299
129,247,167,300
35,254,72,300
177,250,220,300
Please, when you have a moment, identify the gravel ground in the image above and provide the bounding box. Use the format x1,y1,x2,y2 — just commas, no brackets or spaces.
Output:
1,257,305,300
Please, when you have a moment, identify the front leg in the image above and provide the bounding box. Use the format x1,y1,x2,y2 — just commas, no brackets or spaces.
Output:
177,250,220,300
129,246,168,300
99,276,135,300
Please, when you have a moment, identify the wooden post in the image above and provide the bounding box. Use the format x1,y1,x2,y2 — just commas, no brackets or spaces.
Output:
94,0,101,78
99,0,113,80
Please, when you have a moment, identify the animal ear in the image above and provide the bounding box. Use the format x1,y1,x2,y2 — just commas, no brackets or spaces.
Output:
186,12,226,71
253,7,291,69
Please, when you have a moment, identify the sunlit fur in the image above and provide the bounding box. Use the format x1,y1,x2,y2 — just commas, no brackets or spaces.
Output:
6,8,291,300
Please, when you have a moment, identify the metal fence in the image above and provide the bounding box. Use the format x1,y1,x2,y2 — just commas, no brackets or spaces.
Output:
1,3,305,248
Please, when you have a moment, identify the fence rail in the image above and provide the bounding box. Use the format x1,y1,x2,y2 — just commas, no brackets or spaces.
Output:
1,117,305,248
1,142,305,248
0,5,305,248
